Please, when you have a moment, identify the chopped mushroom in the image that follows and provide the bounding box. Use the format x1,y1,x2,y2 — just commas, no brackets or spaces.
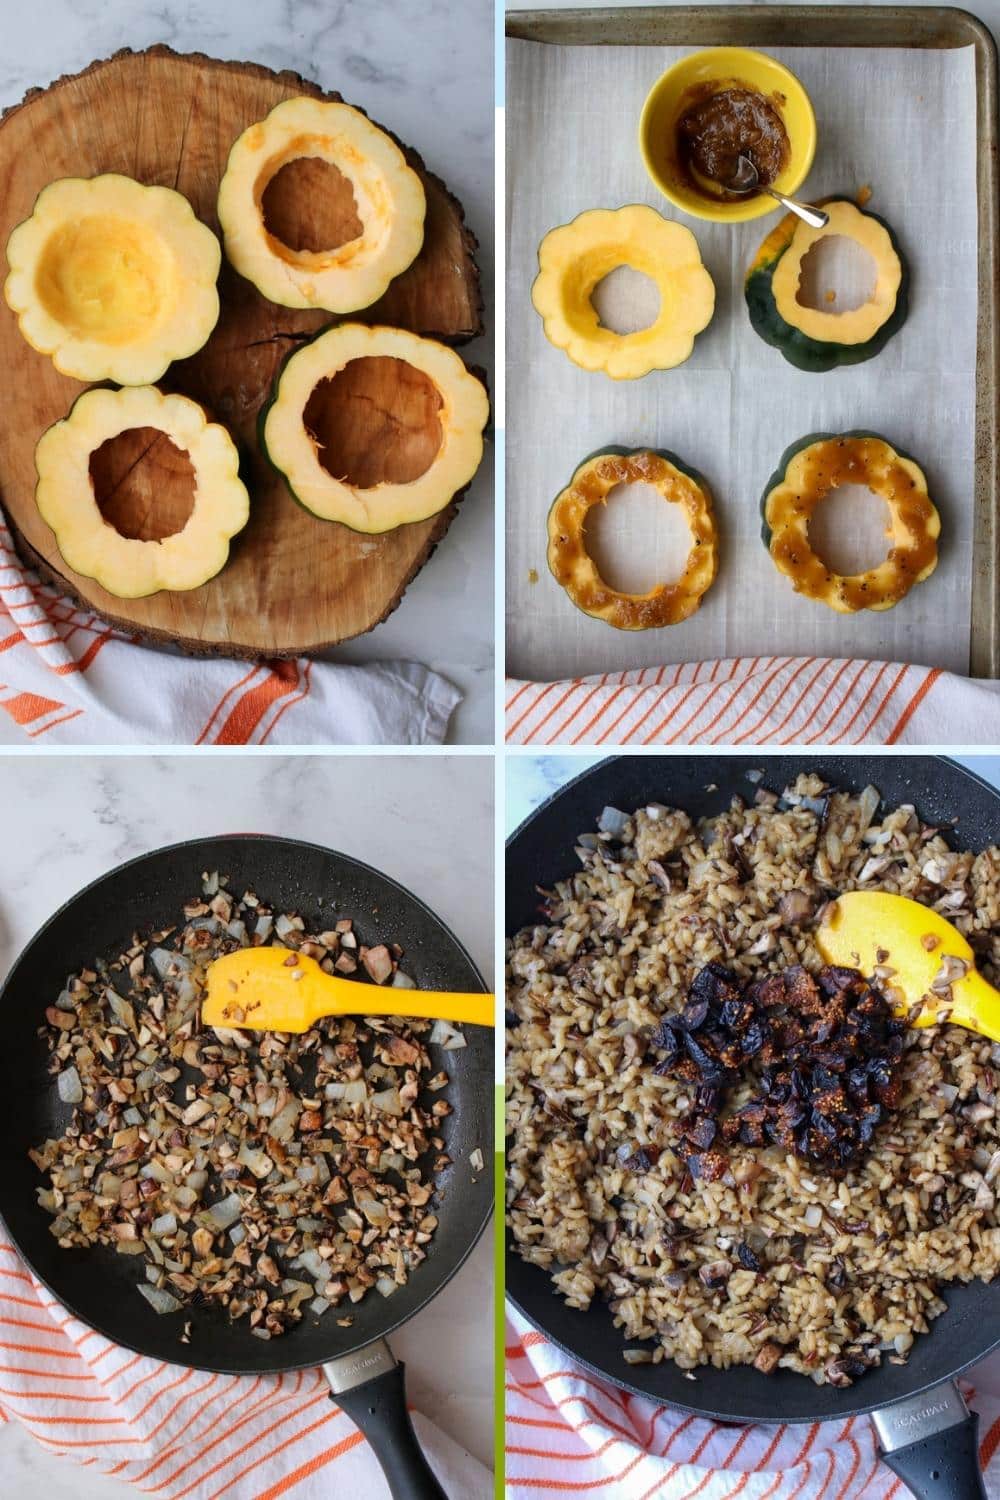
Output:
753,1342,782,1375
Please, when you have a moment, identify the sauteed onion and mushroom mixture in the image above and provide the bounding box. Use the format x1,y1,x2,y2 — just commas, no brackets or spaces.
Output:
32,873,468,1340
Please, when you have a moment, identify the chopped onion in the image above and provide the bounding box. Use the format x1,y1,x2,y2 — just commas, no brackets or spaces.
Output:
237,1144,274,1180
151,1213,177,1237
428,1019,466,1050
107,992,136,1032
275,913,298,939
392,970,416,989
201,1193,242,1231
376,1276,398,1298
150,947,190,980
255,915,274,941
372,1087,402,1117
270,1099,301,1143
227,919,247,943
597,806,630,838
229,1224,246,1246
309,1297,330,1316
469,1148,484,1172
56,1066,82,1105
137,1284,183,1314
203,870,220,896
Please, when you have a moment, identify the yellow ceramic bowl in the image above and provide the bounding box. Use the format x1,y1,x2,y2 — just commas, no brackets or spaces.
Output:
639,47,817,223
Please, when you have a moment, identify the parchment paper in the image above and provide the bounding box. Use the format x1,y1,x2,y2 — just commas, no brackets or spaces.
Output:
506,40,978,680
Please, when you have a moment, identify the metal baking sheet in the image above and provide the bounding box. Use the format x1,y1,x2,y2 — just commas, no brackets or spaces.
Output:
505,6,1000,678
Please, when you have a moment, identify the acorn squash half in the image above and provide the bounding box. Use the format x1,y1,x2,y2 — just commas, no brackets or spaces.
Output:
745,198,908,372
547,447,718,629
531,206,715,380
260,322,489,533
760,431,939,613
217,97,425,312
4,174,220,385
35,386,250,599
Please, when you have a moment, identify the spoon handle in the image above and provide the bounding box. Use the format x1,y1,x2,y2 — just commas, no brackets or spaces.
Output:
766,189,828,229
316,981,495,1029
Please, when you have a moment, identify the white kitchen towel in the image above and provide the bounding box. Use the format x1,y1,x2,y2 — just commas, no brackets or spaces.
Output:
0,1238,490,1500
505,1309,1000,1498
506,658,1000,745
0,515,461,745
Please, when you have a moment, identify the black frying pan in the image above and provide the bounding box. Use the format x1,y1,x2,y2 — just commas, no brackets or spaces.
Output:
506,755,1000,1500
0,835,493,1500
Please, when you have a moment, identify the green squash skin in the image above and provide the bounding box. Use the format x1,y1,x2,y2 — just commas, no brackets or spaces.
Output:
745,199,909,373
547,445,712,619
759,430,921,551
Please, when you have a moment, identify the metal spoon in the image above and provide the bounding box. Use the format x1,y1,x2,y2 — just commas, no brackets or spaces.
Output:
726,153,829,228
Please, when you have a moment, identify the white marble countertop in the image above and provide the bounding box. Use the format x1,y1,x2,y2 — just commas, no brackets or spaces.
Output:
0,751,494,1494
0,0,494,747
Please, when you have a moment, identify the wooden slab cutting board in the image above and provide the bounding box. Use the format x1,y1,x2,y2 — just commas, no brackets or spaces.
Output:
0,46,483,657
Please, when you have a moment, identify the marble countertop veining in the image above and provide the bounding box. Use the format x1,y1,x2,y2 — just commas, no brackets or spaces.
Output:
0,0,494,747
0,751,494,1494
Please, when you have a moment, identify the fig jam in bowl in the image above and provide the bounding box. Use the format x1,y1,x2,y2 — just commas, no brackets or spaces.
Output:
640,47,816,223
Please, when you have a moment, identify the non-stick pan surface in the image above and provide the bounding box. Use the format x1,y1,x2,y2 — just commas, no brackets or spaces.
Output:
506,755,1000,1425
0,834,493,1375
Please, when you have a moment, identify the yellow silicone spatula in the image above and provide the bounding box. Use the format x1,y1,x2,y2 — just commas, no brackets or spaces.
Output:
816,889,1000,1041
201,945,494,1033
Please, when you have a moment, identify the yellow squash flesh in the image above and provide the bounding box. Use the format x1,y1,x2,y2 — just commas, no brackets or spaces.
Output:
5,174,220,384
547,448,718,629
767,199,904,349
35,387,250,598
531,205,715,379
261,323,489,533
217,97,426,312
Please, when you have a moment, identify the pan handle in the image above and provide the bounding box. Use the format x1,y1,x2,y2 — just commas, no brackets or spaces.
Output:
872,1380,986,1500
323,1339,447,1499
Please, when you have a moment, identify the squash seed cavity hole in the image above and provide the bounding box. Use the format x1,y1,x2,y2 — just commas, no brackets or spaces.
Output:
591,266,661,335
91,428,196,542
807,482,892,575
795,235,877,314
261,157,364,255
304,356,443,488
584,481,693,592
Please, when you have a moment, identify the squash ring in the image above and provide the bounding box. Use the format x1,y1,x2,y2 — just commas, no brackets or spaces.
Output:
531,206,715,380
745,198,908,372
217,97,426,312
34,386,250,599
547,447,718,629
760,431,940,613
261,322,489,533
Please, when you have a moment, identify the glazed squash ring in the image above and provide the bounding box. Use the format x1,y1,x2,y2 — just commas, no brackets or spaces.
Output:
34,386,250,599
745,198,908,372
761,431,940,613
217,97,426,313
547,447,718,630
531,206,715,380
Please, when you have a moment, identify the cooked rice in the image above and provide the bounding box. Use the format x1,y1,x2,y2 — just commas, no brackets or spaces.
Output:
505,773,1000,1385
